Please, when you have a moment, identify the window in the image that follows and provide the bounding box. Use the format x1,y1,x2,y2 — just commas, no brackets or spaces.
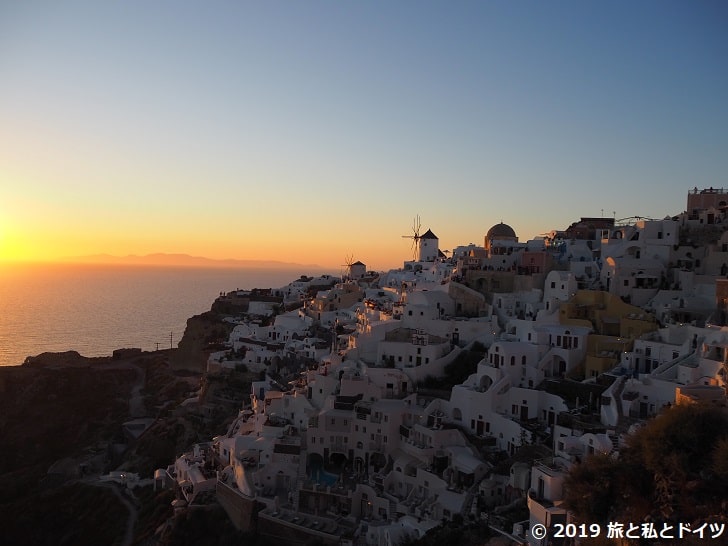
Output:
551,282,556,288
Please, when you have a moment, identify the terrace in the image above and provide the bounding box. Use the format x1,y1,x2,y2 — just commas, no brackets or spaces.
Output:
258,508,351,538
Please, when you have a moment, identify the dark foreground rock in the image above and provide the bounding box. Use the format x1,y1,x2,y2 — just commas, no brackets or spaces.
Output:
0,343,259,545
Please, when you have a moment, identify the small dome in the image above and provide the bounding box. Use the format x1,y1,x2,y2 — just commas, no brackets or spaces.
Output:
486,222,517,240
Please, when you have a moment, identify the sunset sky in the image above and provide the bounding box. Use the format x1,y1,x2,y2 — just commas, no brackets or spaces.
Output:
1,1,727,270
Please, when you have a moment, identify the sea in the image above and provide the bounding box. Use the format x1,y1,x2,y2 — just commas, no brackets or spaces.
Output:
0,263,325,367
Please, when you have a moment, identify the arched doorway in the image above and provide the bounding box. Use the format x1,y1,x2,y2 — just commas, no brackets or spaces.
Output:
329,452,348,473
370,452,387,472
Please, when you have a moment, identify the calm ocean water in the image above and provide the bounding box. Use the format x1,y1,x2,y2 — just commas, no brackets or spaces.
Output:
0,264,320,367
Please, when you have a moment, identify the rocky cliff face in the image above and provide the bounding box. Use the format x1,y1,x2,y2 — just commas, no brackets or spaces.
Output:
170,310,234,373
170,292,251,373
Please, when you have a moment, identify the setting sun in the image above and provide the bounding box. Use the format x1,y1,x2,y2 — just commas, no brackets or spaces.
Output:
0,219,20,263
0,213,39,263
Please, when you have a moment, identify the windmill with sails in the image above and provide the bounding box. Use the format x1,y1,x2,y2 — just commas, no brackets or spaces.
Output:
402,215,439,262
341,254,366,281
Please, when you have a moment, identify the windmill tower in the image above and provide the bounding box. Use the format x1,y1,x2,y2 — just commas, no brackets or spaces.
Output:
350,260,366,280
418,229,439,262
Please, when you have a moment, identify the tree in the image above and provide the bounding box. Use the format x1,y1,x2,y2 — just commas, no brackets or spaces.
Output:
712,436,728,481
624,403,728,520
563,453,621,523
564,403,728,529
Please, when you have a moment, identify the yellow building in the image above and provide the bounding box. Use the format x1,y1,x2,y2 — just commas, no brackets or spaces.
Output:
559,290,658,378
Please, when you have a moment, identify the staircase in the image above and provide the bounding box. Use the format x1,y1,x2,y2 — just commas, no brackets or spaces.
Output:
537,347,556,373
607,431,620,453
389,499,398,520
462,475,487,518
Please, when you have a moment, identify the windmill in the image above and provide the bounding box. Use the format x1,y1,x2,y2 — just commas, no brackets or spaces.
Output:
402,215,422,261
341,254,355,281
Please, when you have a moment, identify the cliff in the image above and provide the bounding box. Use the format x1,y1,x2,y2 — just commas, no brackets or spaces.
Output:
170,310,235,373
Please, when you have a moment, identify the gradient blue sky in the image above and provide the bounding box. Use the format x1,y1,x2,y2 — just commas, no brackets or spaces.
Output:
1,1,726,269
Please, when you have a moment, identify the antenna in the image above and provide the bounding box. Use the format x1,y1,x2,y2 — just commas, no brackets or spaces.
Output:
401,214,422,260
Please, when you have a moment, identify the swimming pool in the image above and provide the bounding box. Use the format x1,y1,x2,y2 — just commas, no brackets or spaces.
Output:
309,461,339,486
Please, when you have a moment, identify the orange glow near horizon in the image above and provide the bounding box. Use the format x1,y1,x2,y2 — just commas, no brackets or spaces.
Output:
0,221,407,271
0,194,389,269
0,192,414,270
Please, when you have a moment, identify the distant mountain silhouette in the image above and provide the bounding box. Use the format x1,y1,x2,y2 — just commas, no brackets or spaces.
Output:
64,253,323,269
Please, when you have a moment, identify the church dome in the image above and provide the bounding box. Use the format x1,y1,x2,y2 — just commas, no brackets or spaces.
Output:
486,222,517,240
